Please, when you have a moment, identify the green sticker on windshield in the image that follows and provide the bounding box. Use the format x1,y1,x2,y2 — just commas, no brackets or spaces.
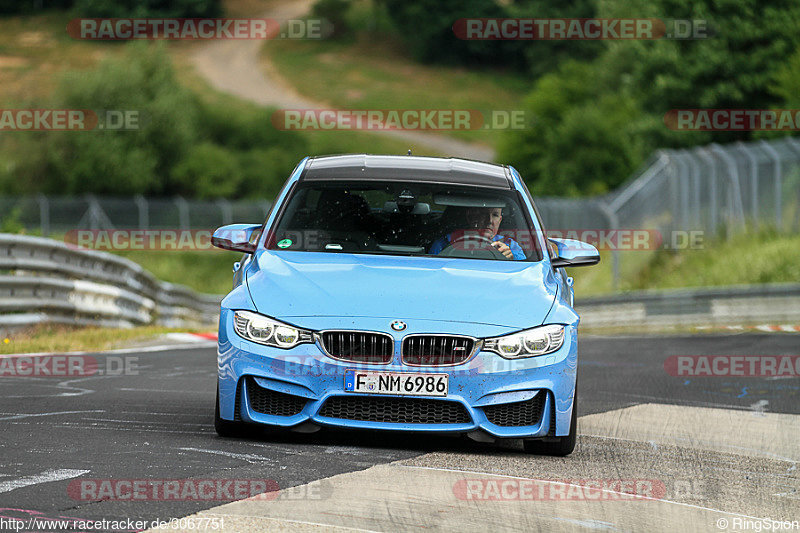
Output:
277,238,292,249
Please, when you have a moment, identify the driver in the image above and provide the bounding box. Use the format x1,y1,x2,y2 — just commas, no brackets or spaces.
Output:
429,207,526,260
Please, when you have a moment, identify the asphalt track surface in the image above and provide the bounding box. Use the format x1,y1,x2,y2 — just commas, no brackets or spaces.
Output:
0,334,797,532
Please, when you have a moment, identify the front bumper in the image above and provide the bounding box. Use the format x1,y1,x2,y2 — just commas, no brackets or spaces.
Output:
217,311,578,439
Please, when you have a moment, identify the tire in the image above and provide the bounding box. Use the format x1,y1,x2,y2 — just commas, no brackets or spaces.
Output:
523,387,577,456
214,383,249,438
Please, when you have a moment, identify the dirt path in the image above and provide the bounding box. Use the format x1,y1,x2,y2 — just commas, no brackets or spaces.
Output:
190,0,495,161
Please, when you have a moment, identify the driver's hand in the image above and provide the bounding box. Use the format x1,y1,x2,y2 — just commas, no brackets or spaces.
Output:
491,241,514,259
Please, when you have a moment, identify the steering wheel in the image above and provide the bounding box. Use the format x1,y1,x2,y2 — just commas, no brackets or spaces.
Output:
438,234,508,260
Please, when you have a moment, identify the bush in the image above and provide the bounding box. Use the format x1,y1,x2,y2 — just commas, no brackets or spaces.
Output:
0,0,73,14
501,0,800,196
381,0,525,68
41,43,198,195
311,0,350,39
72,0,221,18
8,41,310,199
171,143,242,199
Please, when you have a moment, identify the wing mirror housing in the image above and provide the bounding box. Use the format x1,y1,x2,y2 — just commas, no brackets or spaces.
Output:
548,238,600,268
212,224,262,253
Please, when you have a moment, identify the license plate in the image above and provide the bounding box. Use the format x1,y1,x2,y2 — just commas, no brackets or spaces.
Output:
344,371,448,397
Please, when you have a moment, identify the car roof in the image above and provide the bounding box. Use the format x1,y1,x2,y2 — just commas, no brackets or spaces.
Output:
300,154,513,189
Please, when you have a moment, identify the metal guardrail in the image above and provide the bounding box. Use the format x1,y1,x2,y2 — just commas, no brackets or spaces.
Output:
0,233,221,334
576,283,800,330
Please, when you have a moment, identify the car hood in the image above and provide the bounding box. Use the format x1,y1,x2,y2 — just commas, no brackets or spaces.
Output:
245,251,558,329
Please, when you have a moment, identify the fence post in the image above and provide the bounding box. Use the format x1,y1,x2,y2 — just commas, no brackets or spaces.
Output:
779,137,800,231
174,196,190,230
672,152,690,232
36,194,49,237
710,143,746,233
759,140,782,231
682,150,701,229
667,150,680,234
259,201,271,219
217,199,232,226
736,141,759,226
80,194,114,230
135,195,148,230
598,201,620,292
696,148,717,236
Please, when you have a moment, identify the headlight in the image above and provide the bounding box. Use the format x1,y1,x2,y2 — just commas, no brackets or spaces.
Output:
232,311,313,349
483,325,566,359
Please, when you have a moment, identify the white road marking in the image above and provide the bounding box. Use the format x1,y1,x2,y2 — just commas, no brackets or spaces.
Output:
551,517,619,530
0,410,104,421
178,447,276,464
0,469,89,494
118,388,206,393
750,399,769,416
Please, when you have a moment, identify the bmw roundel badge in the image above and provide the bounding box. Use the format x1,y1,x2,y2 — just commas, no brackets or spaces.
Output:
390,320,407,331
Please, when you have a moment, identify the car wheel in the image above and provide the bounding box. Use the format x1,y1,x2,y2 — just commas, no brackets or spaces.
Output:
214,383,249,438
523,388,577,456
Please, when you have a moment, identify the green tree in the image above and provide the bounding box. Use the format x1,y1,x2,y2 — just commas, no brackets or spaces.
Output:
72,0,221,18
502,0,800,195
509,0,602,78
171,143,242,199
381,0,526,68
43,43,198,195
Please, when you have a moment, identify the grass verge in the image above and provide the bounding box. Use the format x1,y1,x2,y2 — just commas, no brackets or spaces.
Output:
111,249,241,295
0,324,205,355
570,230,800,296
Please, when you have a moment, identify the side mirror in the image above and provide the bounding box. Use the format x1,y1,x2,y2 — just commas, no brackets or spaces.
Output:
212,224,262,253
548,238,600,268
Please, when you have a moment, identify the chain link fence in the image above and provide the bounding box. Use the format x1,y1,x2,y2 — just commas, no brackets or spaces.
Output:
538,137,800,288
2,137,799,289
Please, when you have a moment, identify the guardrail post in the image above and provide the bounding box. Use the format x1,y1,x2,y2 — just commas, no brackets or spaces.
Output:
135,195,149,230
37,194,49,237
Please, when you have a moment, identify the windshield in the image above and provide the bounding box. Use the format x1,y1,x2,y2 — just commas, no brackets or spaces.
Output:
266,181,543,261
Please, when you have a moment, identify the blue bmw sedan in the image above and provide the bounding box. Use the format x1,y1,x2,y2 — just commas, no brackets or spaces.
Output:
211,155,599,455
